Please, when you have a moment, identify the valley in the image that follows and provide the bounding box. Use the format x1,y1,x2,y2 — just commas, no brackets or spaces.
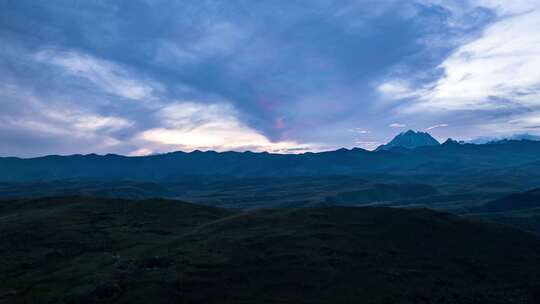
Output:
3,133,540,303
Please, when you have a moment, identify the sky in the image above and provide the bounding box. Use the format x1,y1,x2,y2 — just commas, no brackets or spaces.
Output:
1,0,539,156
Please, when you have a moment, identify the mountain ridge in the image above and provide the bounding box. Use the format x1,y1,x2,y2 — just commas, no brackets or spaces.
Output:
4,139,540,182
376,129,440,151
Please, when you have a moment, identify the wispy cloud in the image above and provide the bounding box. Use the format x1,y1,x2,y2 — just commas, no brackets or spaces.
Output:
426,123,449,131
377,81,418,100
348,128,371,134
155,22,251,66
0,82,133,156
410,2,540,111
507,113,540,129
389,123,407,128
35,50,159,101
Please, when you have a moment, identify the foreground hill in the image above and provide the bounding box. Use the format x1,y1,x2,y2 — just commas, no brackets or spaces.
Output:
2,197,540,303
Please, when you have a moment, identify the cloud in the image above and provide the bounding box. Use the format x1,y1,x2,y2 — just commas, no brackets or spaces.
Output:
135,102,315,154
377,81,419,101
372,1,540,141
348,128,371,134
1,44,321,156
0,78,314,156
155,22,250,66
426,123,449,130
474,0,540,15
70,115,132,132
35,50,159,101
0,82,134,156
411,2,540,110
507,113,540,129
2,1,539,156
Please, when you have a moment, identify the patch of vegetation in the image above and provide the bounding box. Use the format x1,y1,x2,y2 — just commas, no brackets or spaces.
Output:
1,197,540,303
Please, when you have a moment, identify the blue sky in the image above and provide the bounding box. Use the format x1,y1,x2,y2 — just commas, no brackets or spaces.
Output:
1,0,539,156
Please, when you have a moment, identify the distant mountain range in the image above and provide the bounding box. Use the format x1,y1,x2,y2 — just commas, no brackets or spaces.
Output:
3,131,540,182
468,133,540,144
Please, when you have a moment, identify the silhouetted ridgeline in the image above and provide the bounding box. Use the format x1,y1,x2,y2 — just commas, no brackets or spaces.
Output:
2,140,540,182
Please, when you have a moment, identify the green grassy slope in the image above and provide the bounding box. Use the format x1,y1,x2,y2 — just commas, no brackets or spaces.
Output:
1,197,540,303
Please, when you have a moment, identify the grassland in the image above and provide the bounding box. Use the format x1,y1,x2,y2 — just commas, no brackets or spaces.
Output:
2,197,540,303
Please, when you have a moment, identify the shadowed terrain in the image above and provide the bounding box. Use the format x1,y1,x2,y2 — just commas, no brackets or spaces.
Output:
3,0,540,302
2,197,540,303
3,140,540,182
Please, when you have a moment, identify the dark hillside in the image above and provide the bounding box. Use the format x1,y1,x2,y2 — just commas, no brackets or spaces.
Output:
478,188,540,212
2,197,540,303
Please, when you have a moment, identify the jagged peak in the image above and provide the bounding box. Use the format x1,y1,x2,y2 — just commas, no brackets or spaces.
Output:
376,130,439,151
442,138,459,145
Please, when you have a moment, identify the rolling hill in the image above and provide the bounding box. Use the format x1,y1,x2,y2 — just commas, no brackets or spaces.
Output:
2,197,540,303
478,187,540,212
